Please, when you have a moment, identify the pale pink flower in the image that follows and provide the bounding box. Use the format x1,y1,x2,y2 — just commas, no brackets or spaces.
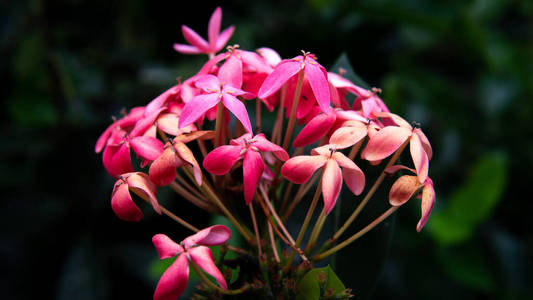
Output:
281,144,365,215
173,7,235,56
152,225,231,300
111,172,160,221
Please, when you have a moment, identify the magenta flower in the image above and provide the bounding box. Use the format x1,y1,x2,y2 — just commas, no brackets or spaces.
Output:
258,52,331,114
173,7,234,56
152,225,231,300
111,172,160,222
386,165,435,232
281,144,365,215
361,112,433,183
203,133,289,204
179,74,255,133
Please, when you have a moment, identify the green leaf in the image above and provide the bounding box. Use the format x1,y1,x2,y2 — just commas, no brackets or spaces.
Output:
296,265,348,300
429,152,507,245
330,53,370,89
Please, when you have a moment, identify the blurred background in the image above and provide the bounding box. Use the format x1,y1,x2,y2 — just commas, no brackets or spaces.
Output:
1,0,532,299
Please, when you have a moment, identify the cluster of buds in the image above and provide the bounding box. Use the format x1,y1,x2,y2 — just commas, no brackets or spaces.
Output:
96,7,435,299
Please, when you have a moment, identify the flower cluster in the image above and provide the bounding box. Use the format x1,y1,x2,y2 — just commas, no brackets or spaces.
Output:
96,7,435,299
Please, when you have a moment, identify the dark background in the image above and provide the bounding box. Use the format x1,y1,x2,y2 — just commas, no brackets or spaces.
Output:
2,0,532,299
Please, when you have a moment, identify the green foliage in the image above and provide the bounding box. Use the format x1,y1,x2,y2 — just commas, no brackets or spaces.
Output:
296,265,350,300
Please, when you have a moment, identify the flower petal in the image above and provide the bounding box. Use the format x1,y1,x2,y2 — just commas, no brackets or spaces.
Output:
183,225,232,247
321,159,342,215
153,253,189,300
173,43,202,54
181,25,209,52
129,136,164,161
126,172,160,215
149,147,183,186
389,175,422,206
361,126,411,161
109,143,133,178
208,7,222,49
417,179,435,232
253,134,289,161
215,26,235,52
333,152,365,196
329,120,367,149
414,128,433,160
281,155,327,184
410,132,429,183
304,59,330,113
203,145,243,175
258,60,301,99
243,149,264,205
222,93,252,133
195,74,221,92
188,246,227,290
256,47,282,67
179,93,220,129
293,111,336,148
218,55,243,88
152,234,183,259
173,142,203,185
111,181,143,221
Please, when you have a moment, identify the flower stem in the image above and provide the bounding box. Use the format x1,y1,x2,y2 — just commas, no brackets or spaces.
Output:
305,207,327,253
214,101,224,148
282,171,319,222
313,206,398,261
189,259,251,295
281,69,305,150
272,84,287,145
259,185,295,245
256,99,262,133
268,222,281,263
248,202,263,259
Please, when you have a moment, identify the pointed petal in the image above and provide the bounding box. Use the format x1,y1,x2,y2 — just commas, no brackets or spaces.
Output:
188,246,227,290
218,55,243,88
258,60,301,99
361,126,411,161
110,143,133,178
152,234,183,259
414,128,433,160
417,179,435,232
195,74,221,92
129,136,164,161
173,142,203,185
175,130,215,143
111,181,143,221
410,133,429,183
293,111,336,147
153,253,189,300
243,150,264,205
256,47,282,67
181,25,209,52
203,145,243,175
373,112,412,129
322,159,342,215
183,225,231,247
126,172,160,214
130,107,166,137
333,152,365,195
222,94,252,133
389,175,422,206
281,155,327,184
95,125,115,153
149,147,183,186
208,7,222,49
173,43,202,54
329,121,367,149
158,113,196,136
252,134,288,161
304,60,330,113
385,165,416,175
215,26,235,52
179,93,220,129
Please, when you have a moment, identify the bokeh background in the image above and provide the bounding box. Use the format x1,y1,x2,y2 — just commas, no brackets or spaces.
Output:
2,0,532,299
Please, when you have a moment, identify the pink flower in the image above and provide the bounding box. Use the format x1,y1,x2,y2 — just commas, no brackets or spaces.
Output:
111,172,160,222
173,7,235,56
281,144,365,215
258,52,331,114
386,165,435,232
361,112,433,183
152,225,231,300
203,133,288,204
179,74,255,133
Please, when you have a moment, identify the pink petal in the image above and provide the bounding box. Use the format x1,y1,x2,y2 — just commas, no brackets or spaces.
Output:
130,107,166,137
410,133,429,183
414,128,433,160
111,181,143,221
389,175,422,206
243,150,264,205
252,134,289,161
222,93,252,133
293,111,336,147
157,113,196,136
208,7,222,49
240,50,272,73
361,126,412,161
203,145,243,175
183,225,231,248
188,246,227,290
195,74,221,92
373,112,412,129
333,152,365,195
215,26,235,52
175,130,215,144
153,253,189,300
310,144,331,156
385,165,416,175
129,136,164,161
173,43,202,54
179,93,220,129
149,147,184,186
329,121,368,149
281,155,327,184
304,59,330,113
146,85,179,117
173,142,203,185
256,47,282,67
110,143,133,178
152,234,183,259
218,55,243,88
417,179,435,232
181,25,209,52
258,60,301,99
321,159,342,215
126,172,160,214
95,125,115,153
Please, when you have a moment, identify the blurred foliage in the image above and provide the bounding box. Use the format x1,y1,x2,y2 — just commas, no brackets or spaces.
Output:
296,265,348,300
1,0,532,299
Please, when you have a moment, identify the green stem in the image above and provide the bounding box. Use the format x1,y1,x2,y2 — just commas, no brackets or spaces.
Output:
214,101,224,148
281,69,305,150
249,202,263,259
306,207,327,253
